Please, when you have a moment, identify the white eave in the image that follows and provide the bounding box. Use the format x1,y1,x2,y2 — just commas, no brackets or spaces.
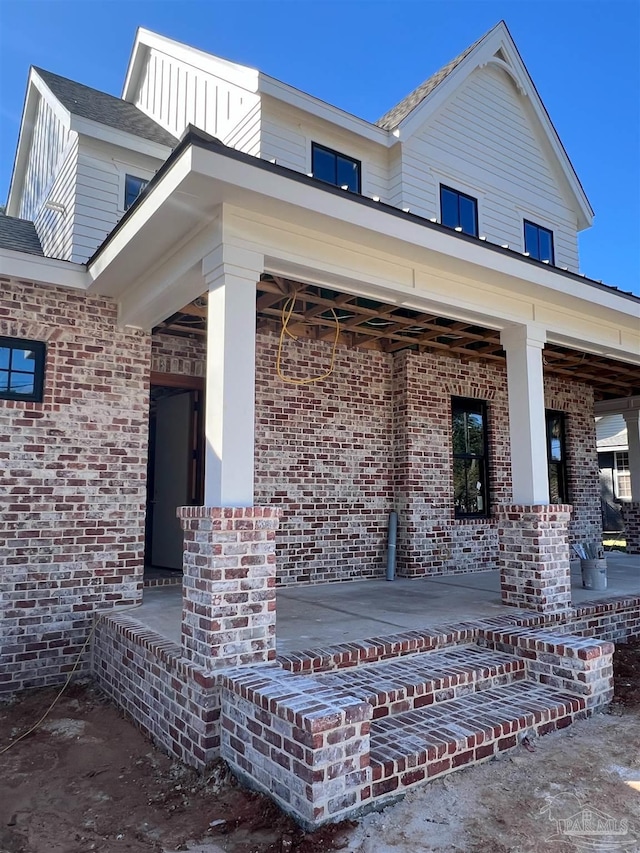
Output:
87,138,639,357
0,247,89,289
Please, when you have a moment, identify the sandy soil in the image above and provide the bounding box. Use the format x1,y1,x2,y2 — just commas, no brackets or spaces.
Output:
1,640,639,853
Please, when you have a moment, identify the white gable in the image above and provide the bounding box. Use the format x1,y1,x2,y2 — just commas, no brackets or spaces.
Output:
400,62,580,270
390,22,593,233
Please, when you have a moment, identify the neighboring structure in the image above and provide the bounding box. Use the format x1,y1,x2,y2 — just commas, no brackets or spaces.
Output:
597,412,630,531
1,21,639,825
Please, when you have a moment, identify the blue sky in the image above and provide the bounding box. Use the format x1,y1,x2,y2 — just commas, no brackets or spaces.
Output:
0,0,638,293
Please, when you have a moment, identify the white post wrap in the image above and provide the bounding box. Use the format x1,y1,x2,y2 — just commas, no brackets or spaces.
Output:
623,409,640,502
202,242,263,507
501,323,550,505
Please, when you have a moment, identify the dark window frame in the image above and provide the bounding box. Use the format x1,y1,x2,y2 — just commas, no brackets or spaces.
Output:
311,142,362,194
124,174,149,211
0,336,46,403
546,409,569,504
440,185,479,237
451,396,490,519
524,219,555,264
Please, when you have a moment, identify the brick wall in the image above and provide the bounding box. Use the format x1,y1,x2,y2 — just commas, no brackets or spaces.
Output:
153,329,600,584
392,350,512,576
146,327,605,588
0,277,150,693
151,332,205,378
254,332,394,584
544,375,601,545
93,613,221,767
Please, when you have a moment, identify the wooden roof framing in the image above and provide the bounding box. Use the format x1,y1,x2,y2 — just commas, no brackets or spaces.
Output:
153,275,639,401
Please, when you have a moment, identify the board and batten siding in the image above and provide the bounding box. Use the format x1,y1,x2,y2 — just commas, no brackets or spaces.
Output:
34,136,78,261
260,97,389,202
134,47,260,145
399,66,580,271
19,94,73,222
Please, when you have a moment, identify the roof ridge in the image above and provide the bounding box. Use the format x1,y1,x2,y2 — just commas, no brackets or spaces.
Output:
375,21,502,131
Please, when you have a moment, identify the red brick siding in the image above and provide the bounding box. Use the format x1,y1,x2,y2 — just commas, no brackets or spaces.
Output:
254,332,394,584
544,375,601,546
0,278,150,693
151,332,205,377
392,350,512,576
251,333,601,583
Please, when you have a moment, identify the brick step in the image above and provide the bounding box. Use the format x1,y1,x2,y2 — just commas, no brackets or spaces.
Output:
369,680,586,800
310,644,526,719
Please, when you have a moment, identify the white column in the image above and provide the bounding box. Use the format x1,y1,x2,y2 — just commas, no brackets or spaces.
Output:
623,409,640,501
501,323,550,505
202,243,263,507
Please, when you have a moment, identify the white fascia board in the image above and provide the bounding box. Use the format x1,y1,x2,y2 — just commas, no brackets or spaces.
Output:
595,396,640,415
6,70,74,216
122,27,260,101
258,74,391,146
189,148,635,323
0,248,89,290
395,23,594,229
87,145,194,286
69,115,174,159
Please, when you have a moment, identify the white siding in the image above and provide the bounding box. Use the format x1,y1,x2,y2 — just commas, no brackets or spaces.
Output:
401,66,580,271
34,136,78,261
134,47,260,143
596,414,628,449
260,97,389,201
71,139,163,263
223,100,262,157
19,95,72,221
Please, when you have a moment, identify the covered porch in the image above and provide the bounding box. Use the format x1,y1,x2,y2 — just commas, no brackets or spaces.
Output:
133,552,640,655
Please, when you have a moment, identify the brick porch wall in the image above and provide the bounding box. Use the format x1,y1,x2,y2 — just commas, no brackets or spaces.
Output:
148,330,601,584
621,503,640,554
254,332,394,584
0,278,150,693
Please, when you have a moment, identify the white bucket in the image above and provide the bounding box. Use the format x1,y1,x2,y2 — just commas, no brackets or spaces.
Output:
580,559,607,591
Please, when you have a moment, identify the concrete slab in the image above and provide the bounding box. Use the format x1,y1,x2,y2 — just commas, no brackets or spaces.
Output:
130,553,639,654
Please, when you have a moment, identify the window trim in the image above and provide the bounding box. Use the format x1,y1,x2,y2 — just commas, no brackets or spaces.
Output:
311,142,362,194
523,219,555,264
451,396,490,519
614,450,631,501
546,409,569,504
0,336,46,403
439,185,479,237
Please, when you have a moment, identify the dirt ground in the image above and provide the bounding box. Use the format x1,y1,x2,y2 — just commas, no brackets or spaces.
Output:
1,639,639,853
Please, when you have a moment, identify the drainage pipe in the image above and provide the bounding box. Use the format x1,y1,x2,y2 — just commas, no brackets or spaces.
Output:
386,511,398,581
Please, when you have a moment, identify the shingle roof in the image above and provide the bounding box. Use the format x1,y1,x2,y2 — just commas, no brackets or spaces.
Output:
375,26,495,130
34,67,179,148
0,215,44,255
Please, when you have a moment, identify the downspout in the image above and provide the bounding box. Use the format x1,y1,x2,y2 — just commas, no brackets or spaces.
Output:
386,511,398,581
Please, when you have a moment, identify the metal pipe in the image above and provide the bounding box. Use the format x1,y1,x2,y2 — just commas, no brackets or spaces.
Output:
386,510,398,581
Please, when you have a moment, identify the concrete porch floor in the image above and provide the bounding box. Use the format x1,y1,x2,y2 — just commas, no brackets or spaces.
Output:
132,553,639,655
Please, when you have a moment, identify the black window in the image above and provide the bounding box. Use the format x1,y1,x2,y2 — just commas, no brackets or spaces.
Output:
311,143,361,193
0,337,46,402
546,410,568,503
124,174,149,210
524,220,554,263
440,185,478,236
452,397,489,518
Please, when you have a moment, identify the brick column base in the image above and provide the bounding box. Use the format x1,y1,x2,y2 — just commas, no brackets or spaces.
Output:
177,506,280,669
498,505,573,614
621,502,640,554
